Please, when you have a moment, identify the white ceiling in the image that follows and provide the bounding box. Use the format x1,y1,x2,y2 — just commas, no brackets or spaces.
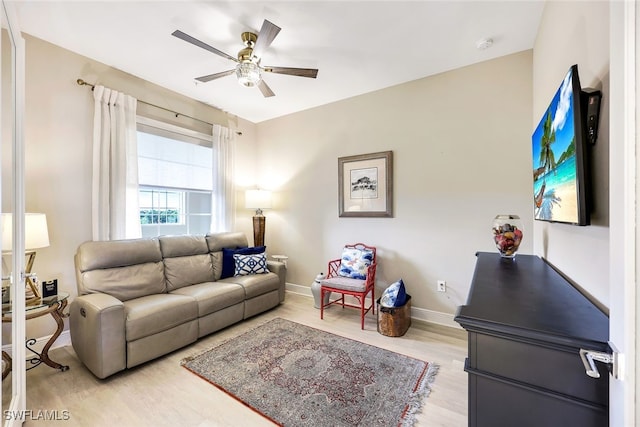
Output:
13,1,545,123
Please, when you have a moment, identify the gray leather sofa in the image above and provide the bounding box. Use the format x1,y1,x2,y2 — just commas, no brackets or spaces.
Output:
70,232,285,379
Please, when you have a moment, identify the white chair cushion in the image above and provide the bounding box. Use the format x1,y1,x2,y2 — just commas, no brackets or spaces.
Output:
321,277,366,292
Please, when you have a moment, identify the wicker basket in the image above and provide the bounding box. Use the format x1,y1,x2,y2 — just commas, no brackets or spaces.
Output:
377,295,411,337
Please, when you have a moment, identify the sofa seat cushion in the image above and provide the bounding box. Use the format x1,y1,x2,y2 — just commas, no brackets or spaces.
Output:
220,272,280,299
170,282,245,317
124,294,198,341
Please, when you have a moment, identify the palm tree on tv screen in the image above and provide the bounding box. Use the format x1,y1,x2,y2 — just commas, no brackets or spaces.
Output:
538,110,557,178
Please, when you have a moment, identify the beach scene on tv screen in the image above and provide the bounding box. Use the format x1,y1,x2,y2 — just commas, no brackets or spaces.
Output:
532,69,579,224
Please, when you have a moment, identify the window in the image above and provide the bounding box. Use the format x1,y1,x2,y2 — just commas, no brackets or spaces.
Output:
137,117,213,237
139,188,183,225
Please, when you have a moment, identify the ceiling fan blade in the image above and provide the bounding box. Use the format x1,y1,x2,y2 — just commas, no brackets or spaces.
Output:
257,80,275,97
172,30,238,63
195,69,236,83
252,20,281,59
263,66,318,79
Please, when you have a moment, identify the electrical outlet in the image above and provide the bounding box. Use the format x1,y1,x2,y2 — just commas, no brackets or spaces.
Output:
437,280,446,292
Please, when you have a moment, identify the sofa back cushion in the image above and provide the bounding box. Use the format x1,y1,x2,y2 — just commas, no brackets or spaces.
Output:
206,232,248,252
159,235,214,291
206,232,249,280
81,263,166,302
75,238,166,301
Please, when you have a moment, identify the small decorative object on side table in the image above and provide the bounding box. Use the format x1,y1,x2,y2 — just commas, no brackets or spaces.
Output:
2,291,70,380
41,279,58,298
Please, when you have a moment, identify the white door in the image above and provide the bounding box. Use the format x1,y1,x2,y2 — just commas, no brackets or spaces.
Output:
1,1,27,425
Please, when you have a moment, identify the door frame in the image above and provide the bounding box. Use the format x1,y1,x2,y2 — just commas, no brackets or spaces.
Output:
609,1,637,425
1,1,27,425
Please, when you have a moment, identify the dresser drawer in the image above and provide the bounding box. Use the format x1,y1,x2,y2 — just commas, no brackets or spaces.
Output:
468,369,608,427
469,332,608,405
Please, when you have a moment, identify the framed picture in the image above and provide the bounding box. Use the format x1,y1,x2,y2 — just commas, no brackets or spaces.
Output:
338,151,393,217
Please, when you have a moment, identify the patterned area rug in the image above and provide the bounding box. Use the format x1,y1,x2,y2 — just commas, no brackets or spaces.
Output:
181,318,438,426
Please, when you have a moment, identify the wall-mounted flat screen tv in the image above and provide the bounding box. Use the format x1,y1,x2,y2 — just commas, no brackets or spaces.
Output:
532,64,590,225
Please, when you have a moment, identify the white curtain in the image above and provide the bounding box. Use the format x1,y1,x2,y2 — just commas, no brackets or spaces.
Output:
211,124,235,232
92,85,141,240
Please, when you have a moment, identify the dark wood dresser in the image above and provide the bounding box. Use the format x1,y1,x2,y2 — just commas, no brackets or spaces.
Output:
454,252,609,427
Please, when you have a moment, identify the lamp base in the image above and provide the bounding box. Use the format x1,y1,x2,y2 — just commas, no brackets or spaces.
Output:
252,215,266,247
25,250,41,300
1,250,41,304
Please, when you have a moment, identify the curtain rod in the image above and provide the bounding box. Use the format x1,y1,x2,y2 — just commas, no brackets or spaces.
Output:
76,78,242,135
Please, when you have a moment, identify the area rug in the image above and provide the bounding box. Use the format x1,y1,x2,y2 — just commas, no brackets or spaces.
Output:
181,318,438,426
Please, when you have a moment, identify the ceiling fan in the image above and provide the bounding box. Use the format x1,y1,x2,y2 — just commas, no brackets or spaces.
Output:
172,19,319,98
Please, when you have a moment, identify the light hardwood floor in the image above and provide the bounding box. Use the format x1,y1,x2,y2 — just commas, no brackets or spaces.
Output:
4,292,468,426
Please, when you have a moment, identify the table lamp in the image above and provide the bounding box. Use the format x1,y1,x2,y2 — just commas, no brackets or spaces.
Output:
245,189,272,246
1,213,50,300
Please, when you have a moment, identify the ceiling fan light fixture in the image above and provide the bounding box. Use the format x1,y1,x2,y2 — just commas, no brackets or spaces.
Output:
236,61,261,87
174,19,318,99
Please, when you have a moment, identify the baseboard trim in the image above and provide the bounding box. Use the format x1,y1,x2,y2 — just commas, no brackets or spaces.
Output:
285,283,462,330
2,330,71,359
285,282,312,297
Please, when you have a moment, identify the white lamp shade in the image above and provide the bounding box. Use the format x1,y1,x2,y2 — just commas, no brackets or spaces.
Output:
1,213,50,251
245,190,272,210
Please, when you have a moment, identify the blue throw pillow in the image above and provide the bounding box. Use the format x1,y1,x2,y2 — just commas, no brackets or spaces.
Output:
221,246,266,279
380,279,407,308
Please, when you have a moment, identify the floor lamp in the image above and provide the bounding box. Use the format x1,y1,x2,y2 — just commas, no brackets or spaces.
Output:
1,213,50,302
245,189,272,247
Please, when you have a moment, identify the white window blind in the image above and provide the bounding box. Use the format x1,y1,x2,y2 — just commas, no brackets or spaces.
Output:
136,117,214,237
137,131,212,191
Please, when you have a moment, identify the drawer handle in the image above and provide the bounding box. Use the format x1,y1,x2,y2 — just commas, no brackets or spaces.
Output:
579,348,615,379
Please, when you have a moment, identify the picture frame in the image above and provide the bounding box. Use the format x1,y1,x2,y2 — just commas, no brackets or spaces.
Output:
338,151,393,217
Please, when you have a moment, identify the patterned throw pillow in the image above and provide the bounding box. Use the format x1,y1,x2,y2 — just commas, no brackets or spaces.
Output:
380,279,407,308
338,247,374,280
234,253,268,276
221,246,266,278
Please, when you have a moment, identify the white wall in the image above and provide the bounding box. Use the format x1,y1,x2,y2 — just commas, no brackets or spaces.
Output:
256,51,533,323
4,35,257,340
532,1,610,310
10,31,539,334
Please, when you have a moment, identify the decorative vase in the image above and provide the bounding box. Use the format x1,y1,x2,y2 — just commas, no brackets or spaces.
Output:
492,214,523,258
311,272,329,309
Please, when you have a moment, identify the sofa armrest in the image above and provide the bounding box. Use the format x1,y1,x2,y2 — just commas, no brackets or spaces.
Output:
69,293,126,379
267,261,286,303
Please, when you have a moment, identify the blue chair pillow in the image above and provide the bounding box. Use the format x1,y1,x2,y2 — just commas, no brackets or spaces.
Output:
338,247,374,280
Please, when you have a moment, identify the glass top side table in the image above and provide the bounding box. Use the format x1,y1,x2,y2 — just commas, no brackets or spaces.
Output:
2,291,70,380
